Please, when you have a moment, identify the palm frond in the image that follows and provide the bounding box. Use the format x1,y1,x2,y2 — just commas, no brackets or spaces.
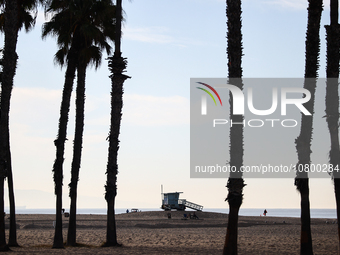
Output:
44,0,116,69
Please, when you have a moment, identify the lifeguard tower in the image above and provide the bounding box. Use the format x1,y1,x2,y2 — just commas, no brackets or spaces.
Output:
161,186,203,211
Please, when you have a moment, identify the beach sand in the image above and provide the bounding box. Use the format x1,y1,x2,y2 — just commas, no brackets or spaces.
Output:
1,211,338,254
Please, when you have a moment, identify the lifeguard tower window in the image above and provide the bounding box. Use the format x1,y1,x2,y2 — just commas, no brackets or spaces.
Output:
161,192,203,211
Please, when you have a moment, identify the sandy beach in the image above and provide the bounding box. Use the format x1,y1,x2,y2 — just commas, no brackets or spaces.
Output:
0,211,338,254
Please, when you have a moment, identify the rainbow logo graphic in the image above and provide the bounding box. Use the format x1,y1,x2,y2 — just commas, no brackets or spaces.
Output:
196,82,222,115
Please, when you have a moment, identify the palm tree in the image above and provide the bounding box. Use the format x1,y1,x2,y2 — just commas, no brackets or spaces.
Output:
294,1,323,254
66,1,115,246
0,0,18,251
0,0,42,249
43,0,115,248
104,0,129,246
67,61,86,247
43,1,79,248
223,0,245,254
325,0,340,253
0,0,41,247
0,0,39,32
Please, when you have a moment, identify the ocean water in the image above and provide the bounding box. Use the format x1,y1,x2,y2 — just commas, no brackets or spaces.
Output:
6,208,337,219
239,208,336,219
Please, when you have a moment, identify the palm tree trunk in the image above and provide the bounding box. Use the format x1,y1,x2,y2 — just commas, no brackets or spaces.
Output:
114,0,122,58
6,138,18,247
105,55,129,246
294,1,323,254
223,1,244,254
52,46,77,249
105,191,117,246
67,63,86,246
105,62,124,246
104,0,129,246
296,178,313,254
0,0,18,251
0,179,7,251
224,179,244,255
325,1,340,254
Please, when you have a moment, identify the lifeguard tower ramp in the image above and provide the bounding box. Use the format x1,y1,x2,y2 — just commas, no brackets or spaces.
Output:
161,186,203,211
178,199,203,211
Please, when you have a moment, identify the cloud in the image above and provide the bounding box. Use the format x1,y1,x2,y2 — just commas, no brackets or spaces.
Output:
122,26,203,48
123,94,189,126
262,0,307,10
87,93,190,127
10,87,189,134
10,87,62,136
123,26,174,44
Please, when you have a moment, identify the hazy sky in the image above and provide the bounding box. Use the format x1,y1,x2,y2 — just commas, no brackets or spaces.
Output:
1,0,338,210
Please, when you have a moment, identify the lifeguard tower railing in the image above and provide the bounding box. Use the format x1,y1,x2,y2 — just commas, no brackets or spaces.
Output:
178,199,203,211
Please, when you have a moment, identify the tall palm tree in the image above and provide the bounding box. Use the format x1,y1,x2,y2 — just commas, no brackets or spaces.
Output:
43,1,80,248
0,0,41,247
67,61,86,247
223,0,245,254
0,0,18,251
43,0,115,248
66,2,115,246
294,1,323,254
0,0,42,249
105,0,129,246
325,0,340,253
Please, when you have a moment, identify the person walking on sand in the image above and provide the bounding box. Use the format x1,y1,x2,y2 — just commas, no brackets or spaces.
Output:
263,209,267,216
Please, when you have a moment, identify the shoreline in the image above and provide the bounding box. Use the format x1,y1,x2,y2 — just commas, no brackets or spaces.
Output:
6,208,337,219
